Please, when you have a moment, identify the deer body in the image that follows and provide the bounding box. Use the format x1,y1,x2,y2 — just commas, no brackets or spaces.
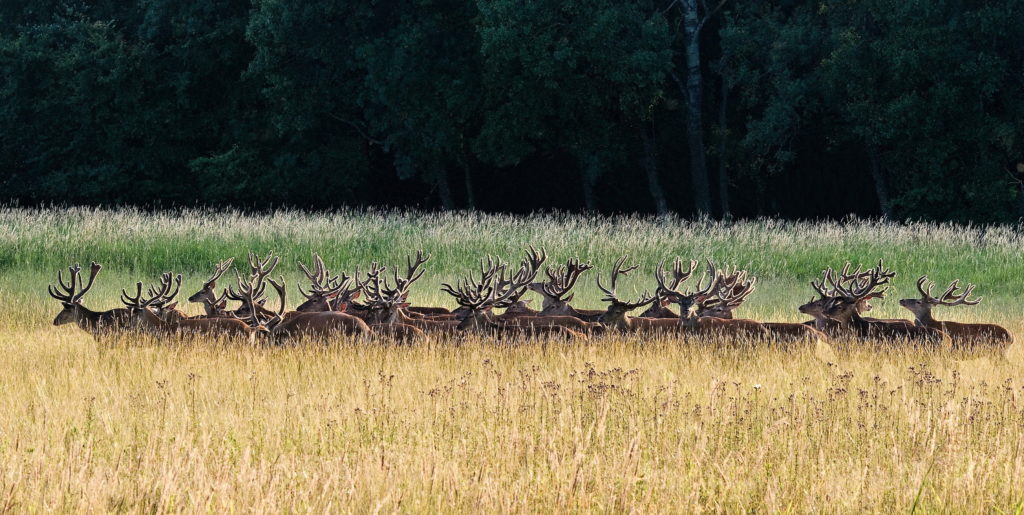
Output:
827,305,946,346
271,311,372,342
132,307,260,341
49,262,135,338
54,304,133,334
899,277,1012,350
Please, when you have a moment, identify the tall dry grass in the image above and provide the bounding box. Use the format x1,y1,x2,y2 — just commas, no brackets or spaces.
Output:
1,207,1023,512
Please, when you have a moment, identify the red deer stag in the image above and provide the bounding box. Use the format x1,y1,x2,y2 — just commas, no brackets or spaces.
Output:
188,258,234,316
695,267,826,344
359,251,460,335
596,256,683,333
49,262,133,336
822,261,945,346
899,276,1012,349
798,264,895,335
655,260,768,339
260,276,373,344
639,258,696,318
441,256,586,340
528,258,605,321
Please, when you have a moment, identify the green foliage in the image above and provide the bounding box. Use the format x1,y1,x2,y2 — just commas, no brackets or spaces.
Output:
0,0,1022,220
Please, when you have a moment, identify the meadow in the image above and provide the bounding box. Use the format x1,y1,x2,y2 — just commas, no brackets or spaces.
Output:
2,206,1024,512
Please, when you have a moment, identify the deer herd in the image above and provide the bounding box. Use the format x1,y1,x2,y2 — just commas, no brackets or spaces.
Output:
48,248,1013,353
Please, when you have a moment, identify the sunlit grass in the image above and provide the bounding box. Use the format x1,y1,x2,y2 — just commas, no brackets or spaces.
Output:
1,207,1022,511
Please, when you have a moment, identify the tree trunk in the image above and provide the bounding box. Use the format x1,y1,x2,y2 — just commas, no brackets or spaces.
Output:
866,143,892,218
462,166,476,209
717,77,731,220
641,125,669,215
436,170,454,209
581,156,599,211
681,0,712,216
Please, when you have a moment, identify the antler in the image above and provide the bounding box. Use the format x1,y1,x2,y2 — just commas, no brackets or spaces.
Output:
915,275,982,306
49,262,102,304
247,252,280,282
654,258,698,297
832,259,893,302
203,258,235,287
227,268,274,326
492,247,547,307
145,272,181,307
265,277,288,327
701,267,756,309
658,259,718,299
541,257,595,301
298,253,348,300
441,257,505,310
597,256,654,308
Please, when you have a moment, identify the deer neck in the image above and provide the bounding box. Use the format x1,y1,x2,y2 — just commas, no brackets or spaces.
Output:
71,304,105,330
600,308,629,330
676,307,699,328
458,311,492,331
539,296,567,313
145,308,171,328
811,314,831,331
911,308,937,328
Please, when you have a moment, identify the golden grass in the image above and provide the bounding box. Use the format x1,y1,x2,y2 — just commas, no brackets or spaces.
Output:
3,208,1024,512
1,327,1022,512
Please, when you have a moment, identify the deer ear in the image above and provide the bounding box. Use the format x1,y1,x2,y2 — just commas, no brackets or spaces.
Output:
166,302,178,310
399,302,410,308
566,293,574,302
351,290,362,300
216,300,227,309
206,280,216,289
335,302,348,312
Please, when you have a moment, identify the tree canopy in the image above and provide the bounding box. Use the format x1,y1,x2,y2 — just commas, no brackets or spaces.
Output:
1,0,1021,221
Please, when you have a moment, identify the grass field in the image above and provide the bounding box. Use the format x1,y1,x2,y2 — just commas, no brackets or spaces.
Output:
2,207,1024,512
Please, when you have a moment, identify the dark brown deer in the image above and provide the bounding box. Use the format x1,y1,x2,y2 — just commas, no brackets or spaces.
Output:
595,256,683,333
823,261,945,346
639,258,696,318
360,251,460,334
694,267,826,344
259,277,374,344
441,255,586,340
528,258,605,321
798,264,892,335
294,253,360,312
122,272,181,317
655,260,768,339
188,258,234,316
899,276,1012,349
49,262,133,336
128,273,262,342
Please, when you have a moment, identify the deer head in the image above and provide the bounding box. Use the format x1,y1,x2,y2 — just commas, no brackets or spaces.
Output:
823,260,895,323
48,262,102,325
188,258,234,306
121,272,182,323
597,256,656,328
799,263,881,317
528,257,593,311
294,253,352,312
899,275,981,321
656,259,718,322
696,265,756,319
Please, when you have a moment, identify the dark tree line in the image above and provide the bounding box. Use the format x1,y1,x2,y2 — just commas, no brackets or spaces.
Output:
2,0,1022,221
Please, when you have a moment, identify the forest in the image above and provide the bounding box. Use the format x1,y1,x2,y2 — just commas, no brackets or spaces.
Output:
1,0,1022,221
